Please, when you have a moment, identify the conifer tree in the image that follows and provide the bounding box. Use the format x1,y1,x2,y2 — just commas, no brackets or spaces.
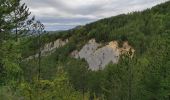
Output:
0,0,30,41
0,0,30,84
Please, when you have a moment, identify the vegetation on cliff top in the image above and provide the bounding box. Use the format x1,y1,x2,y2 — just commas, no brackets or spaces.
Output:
0,0,170,100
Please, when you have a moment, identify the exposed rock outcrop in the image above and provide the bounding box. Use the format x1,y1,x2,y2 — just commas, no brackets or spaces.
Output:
71,39,135,70
41,39,69,55
26,39,68,60
119,41,135,59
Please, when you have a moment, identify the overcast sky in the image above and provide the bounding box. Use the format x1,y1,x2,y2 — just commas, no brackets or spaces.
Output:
23,0,168,31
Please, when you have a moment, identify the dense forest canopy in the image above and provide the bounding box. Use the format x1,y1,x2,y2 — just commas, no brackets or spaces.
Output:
0,0,170,100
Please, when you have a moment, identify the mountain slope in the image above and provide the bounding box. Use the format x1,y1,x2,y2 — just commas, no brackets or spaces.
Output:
21,1,170,100
35,1,170,55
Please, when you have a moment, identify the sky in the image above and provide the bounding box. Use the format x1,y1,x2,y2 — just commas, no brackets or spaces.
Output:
23,0,168,31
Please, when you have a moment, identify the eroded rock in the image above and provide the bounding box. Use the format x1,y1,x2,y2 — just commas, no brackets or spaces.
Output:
119,41,135,59
25,39,69,60
41,39,68,55
71,39,135,70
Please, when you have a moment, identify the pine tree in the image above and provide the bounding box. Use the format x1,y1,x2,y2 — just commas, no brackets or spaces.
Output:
0,0,30,41
0,0,30,84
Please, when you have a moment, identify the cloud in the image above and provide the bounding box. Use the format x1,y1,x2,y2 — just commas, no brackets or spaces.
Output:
22,0,168,31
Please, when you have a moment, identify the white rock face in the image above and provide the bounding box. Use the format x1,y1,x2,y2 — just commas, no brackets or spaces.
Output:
71,39,135,71
71,39,120,70
41,39,68,55
25,39,68,60
79,39,101,59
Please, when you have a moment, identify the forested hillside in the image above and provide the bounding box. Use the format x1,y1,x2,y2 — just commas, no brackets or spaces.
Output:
0,0,170,100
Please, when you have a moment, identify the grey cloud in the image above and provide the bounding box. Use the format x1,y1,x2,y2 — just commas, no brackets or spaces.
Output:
23,0,168,31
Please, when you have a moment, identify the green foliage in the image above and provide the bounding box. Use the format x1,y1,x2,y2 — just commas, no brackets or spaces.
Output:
0,0,30,84
0,69,90,100
0,86,21,100
21,1,170,99
1,0,170,100
0,40,22,85
17,69,89,100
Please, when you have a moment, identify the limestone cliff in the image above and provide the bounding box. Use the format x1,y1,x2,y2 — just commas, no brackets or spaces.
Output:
26,39,68,60
71,39,135,70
